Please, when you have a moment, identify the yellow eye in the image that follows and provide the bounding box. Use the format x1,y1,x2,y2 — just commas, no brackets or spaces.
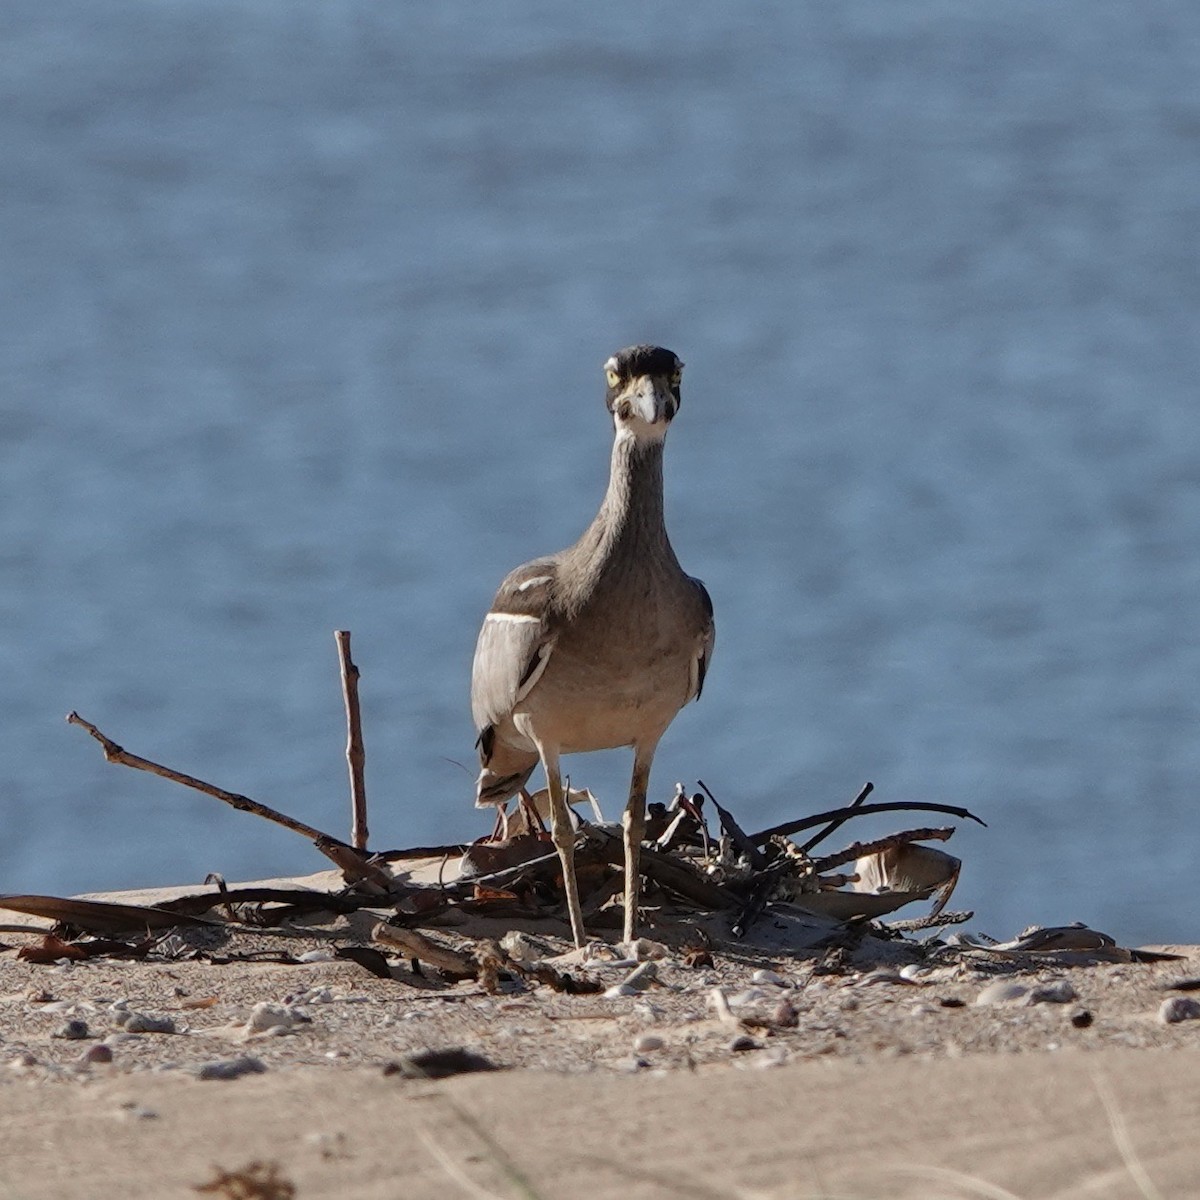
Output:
605,368,621,388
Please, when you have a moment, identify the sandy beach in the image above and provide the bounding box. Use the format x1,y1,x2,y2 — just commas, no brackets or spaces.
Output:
2,896,1197,1200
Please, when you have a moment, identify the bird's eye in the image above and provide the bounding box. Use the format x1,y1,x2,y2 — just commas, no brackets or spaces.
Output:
670,367,683,388
605,368,621,388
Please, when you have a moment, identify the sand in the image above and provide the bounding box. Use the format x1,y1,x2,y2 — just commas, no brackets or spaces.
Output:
2,898,1198,1199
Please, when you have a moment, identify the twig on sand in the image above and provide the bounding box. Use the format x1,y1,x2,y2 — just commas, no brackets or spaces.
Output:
65,711,391,889
335,630,369,851
373,921,478,978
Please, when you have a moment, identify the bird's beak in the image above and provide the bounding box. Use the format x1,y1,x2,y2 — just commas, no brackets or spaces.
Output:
625,374,676,427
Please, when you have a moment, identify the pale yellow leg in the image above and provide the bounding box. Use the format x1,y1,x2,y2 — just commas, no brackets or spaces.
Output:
537,743,587,948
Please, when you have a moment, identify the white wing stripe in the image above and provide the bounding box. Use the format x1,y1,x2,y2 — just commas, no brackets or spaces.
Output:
514,641,555,703
485,612,541,624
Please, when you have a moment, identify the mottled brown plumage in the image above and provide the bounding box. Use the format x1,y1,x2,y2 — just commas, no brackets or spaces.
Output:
471,345,714,946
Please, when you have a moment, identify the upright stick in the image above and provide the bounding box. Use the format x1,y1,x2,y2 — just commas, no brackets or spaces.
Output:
335,630,369,850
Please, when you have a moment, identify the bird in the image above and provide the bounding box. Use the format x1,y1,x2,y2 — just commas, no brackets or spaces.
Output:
470,344,715,947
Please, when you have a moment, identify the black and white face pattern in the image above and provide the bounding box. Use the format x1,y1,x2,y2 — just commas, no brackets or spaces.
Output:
603,345,683,440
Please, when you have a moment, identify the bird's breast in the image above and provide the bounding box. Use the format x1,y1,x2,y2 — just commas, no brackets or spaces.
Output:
510,605,699,754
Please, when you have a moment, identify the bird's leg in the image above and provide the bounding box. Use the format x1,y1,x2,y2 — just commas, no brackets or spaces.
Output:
537,744,587,948
622,741,659,945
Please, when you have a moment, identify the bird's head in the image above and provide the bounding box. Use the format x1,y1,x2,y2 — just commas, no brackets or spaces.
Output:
603,345,683,442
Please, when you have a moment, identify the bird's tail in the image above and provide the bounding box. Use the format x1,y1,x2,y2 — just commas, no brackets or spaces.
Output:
474,734,538,809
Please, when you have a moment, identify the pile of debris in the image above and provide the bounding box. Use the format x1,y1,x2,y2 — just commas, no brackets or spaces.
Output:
1,634,986,979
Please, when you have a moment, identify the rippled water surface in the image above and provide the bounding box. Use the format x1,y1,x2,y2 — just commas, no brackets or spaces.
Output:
2,2,1198,944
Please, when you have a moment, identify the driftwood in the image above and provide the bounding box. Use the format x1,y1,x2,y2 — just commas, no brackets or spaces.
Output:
0,893,215,933
750,799,985,846
810,826,956,875
65,711,392,891
335,630,369,851
373,920,477,977
30,632,995,968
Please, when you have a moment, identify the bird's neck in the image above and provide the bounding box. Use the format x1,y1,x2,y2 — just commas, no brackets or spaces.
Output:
569,429,675,581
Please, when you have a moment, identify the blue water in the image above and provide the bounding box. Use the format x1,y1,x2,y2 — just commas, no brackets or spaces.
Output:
2,2,1198,945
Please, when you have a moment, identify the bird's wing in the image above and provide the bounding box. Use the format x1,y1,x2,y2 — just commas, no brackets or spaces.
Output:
688,575,716,702
471,557,559,735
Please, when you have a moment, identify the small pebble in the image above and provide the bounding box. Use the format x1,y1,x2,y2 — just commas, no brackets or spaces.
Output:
285,987,336,1005
119,1012,178,1034
751,969,788,987
620,938,668,962
383,1048,497,1080
1070,1009,1094,1029
707,988,736,1024
52,1019,90,1040
633,1034,665,1054
1028,980,1077,1005
853,969,909,987
728,1035,762,1053
82,1044,114,1065
193,1056,268,1081
37,1000,84,1015
604,961,658,998
728,988,769,1009
1158,996,1200,1025
500,931,540,963
975,980,1029,1006
244,1003,301,1036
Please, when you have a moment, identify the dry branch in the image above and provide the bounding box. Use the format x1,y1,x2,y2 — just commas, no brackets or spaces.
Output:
886,909,974,932
65,711,392,889
335,630,369,851
750,800,985,846
809,825,956,875
799,780,873,853
373,920,477,976
697,779,764,869
590,826,733,909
